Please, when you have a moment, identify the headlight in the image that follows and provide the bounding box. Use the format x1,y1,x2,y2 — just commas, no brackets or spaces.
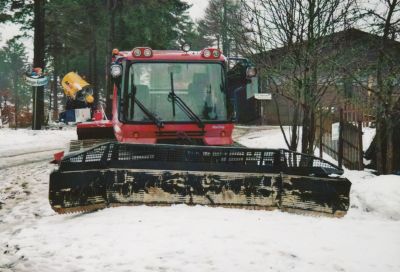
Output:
246,67,257,78
203,49,211,58
110,64,122,78
143,48,152,57
213,50,220,58
133,48,142,57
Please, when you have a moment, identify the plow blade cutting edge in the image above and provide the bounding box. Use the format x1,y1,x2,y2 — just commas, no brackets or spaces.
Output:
49,143,351,217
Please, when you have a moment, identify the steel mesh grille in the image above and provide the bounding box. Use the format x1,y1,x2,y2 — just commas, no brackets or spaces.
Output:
85,145,108,162
282,150,337,170
69,154,84,163
61,143,343,176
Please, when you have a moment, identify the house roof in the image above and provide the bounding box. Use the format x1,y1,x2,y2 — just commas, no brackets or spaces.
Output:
253,28,400,65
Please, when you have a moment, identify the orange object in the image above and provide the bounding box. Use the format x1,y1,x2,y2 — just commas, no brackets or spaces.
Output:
85,94,94,104
112,48,120,55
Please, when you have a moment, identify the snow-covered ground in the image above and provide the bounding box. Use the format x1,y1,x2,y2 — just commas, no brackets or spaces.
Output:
0,128,76,170
0,127,399,272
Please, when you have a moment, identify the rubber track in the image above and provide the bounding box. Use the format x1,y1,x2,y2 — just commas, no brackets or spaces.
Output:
52,203,107,214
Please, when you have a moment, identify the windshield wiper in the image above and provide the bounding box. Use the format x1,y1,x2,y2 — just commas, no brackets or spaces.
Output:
169,72,204,129
129,76,164,128
135,97,164,128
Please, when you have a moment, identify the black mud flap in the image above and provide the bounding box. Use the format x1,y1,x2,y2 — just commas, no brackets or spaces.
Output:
49,143,351,216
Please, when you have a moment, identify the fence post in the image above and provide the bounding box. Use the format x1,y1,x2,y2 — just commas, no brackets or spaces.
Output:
358,120,364,170
338,108,344,168
319,112,323,158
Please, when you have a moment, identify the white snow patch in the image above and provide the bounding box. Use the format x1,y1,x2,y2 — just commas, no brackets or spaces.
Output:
345,171,400,220
236,126,292,149
0,128,76,157
362,127,375,152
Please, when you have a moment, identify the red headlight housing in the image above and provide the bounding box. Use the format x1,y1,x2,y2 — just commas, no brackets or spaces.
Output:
201,48,222,59
132,47,153,58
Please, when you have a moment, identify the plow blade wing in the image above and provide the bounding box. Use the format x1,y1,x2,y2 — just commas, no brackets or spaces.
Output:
49,143,351,216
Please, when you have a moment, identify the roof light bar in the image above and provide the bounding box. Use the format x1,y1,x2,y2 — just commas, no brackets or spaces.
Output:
201,48,222,59
132,47,153,58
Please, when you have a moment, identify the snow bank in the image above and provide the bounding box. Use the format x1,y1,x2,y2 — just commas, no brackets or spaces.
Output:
0,128,76,169
236,126,400,221
236,126,290,149
0,128,76,157
346,171,400,220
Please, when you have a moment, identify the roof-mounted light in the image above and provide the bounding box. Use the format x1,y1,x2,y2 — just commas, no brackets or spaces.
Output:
133,48,142,57
143,48,152,57
203,49,211,58
132,47,153,58
246,67,258,78
110,64,122,78
201,48,221,59
182,43,191,52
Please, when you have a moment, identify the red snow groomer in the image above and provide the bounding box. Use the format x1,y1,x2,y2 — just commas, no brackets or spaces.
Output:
49,46,351,217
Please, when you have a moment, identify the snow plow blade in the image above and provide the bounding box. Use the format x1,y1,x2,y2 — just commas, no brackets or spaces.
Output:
49,143,351,217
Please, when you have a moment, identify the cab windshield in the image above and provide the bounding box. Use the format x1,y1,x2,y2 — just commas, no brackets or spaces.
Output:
125,62,227,122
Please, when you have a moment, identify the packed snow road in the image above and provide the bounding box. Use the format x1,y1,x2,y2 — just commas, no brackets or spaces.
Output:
0,127,399,272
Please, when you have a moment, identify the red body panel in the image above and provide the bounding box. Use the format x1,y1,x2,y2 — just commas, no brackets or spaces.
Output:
77,120,113,129
113,123,233,145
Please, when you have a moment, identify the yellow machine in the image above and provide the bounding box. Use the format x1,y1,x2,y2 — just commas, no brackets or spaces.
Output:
61,72,94,104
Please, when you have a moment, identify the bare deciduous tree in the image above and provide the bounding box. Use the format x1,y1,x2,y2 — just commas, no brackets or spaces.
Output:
235,0,357,155
364,0,400,173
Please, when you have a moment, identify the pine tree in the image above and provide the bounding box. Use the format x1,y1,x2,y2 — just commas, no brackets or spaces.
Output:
0,38,30,128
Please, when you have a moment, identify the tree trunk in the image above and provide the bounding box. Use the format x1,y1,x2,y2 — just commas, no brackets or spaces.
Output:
105,0,117,118
386,118,393,173
32,0,45,130
92,41,98,107
14,79,18,129
222,0,229,56
308,108,316,154
301,106,310,154
374,0,397,174
375,112,385,173
52,71,58,120
290,102,299,151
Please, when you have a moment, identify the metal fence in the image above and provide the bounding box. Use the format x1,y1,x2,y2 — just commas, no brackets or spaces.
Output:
317,105,365,170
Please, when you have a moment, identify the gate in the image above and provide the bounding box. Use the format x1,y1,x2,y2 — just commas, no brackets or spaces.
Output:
317,105,366,170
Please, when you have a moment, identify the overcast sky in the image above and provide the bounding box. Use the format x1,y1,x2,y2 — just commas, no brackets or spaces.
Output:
186,0,208,20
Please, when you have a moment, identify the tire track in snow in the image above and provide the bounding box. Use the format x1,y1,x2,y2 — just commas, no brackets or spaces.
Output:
0,147,63,159
0,149,60,170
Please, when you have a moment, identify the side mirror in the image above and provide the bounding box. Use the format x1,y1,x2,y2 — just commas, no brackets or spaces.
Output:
246,67,257,78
